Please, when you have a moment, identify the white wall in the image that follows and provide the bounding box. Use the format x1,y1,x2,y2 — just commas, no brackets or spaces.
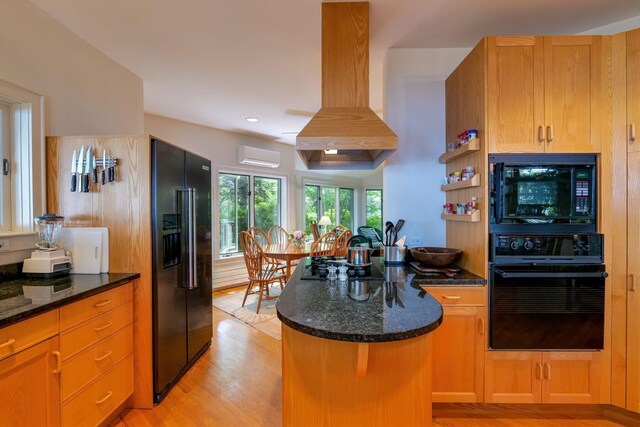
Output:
0,0,144,136
0,0,143,265
580,14,640,34
383,48,470,247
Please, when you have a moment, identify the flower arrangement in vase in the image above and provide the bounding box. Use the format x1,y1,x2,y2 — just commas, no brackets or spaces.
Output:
288,230,307,249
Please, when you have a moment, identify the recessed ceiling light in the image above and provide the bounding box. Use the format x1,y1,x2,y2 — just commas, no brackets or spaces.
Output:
246,117,259,123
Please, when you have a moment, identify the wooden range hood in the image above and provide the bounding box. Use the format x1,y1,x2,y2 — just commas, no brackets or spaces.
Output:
296,2,397,170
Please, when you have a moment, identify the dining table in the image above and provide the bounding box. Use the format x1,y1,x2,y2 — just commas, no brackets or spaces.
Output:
263,242,311,279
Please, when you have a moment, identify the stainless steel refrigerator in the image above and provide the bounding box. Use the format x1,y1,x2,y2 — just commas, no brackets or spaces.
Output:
151,138,213,403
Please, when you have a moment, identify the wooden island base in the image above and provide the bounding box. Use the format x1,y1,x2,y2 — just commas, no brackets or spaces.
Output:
282,324,433,426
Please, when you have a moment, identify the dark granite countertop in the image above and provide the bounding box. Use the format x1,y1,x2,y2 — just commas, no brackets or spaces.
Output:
276,258,447,343
0,272,139,328
409,265,486,286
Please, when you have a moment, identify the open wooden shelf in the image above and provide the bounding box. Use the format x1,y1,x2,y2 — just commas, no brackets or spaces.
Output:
438,139,481,164
441,174,481,192
441,210,481,223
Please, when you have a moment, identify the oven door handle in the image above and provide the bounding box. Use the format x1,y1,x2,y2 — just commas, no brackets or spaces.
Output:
494,270,608,279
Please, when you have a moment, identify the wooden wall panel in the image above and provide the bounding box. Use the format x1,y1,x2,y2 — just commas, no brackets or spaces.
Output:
46,135,153,409
444,39,488,278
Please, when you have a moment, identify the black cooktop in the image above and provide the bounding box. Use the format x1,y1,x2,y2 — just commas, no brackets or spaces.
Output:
300,257,385,281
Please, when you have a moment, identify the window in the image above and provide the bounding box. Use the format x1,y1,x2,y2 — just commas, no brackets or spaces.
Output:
218,172,284,256
366,189,383,230
304,184,355,236
0,102,11,231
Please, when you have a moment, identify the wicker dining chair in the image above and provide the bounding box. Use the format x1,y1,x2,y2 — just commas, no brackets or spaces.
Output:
335,229,352,257
331,225,347,236
310,231,337,257
239,231,284,314
268,225,289,246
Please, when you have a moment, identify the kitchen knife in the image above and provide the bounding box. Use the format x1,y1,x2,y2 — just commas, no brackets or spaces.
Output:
92,152,98,184
70,150,77,192
82,147,92,192
77,145,85,190
108,156,115,182
101,150,106,185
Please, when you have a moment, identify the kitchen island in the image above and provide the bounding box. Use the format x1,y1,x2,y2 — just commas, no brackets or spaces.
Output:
276,258,457,426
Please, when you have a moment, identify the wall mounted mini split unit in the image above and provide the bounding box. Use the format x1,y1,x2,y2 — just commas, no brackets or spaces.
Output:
237,145,280,168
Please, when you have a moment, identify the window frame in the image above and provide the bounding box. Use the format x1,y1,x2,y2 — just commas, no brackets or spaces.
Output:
0,79,45,236
216,167,287,259
365,188,384,231
303,181,357,238
0,101,11,231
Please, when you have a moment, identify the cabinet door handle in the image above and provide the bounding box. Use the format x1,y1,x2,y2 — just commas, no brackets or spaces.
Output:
538,126,545,143
93,322,113,333
536,362,542,379
631,274,636,292
94,299,112,308
442,295,461,300
52,351,62,374
94,351,113,362
478,318,485,335
95,391,113,405
546,125,553,142
0,338,16,350
544,362,551,380
631,124,637,143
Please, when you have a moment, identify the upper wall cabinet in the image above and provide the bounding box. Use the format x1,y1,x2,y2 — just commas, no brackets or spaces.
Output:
628,29,640,153
487,36,605,154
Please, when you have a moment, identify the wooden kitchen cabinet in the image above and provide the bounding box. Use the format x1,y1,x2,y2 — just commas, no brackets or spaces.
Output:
486,35,605,154
424,286,485,402
485,351,603,404
628,29,640,153
542,352,602,403
627,152,640,411
487,36,544,153
485,351,541,403
544,36,603,153
0,336,61,427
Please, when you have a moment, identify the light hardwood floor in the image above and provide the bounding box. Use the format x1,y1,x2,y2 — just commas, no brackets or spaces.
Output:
112,290,640,426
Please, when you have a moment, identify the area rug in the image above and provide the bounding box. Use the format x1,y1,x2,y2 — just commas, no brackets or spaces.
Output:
213,286,282,340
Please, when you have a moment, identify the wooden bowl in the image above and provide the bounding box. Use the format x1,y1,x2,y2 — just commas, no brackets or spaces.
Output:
409,247,463,267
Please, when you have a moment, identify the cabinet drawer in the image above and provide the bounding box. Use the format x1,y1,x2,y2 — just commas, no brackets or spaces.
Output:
0,310,59,361
60,301,132,361
62,355,133,427
62,323,133,401
60,284,132,331
422,287,485,306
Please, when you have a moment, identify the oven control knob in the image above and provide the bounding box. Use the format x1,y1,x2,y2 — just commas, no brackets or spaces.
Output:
524,240,534,251
510,240,520,251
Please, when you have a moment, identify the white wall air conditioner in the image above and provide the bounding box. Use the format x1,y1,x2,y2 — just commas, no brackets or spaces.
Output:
237,145,280,168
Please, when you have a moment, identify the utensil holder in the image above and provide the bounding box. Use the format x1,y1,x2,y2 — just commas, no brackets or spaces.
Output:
383,245,407,265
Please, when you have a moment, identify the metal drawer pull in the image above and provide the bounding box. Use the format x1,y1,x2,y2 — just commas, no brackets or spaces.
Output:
538,126,545,142
94,351,113,362
536,362,542,380
52,351,62,374
442,295,461,300
93,323,113,333
0,338,16,349
94,299,112,308
544,363,551,380
95,391,113,405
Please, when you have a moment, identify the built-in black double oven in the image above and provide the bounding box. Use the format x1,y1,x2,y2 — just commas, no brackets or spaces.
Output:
489,154,607,351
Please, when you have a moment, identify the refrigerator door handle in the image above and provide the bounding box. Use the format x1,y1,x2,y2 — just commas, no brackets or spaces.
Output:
188,188,198,289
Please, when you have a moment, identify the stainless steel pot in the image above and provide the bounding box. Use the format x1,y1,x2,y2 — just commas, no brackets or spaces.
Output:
346,237,372,265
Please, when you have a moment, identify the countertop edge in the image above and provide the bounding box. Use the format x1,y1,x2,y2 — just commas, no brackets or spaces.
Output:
276,308,444,343
0,273,140,328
